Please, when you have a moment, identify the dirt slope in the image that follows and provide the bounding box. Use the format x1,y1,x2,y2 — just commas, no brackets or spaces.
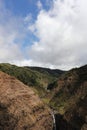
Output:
0,71,52,130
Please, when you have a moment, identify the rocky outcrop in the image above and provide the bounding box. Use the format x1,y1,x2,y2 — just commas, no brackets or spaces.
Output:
0,71,52,130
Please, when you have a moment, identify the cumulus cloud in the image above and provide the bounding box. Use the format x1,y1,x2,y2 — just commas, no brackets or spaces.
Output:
27,0,87,69
0,0,87,70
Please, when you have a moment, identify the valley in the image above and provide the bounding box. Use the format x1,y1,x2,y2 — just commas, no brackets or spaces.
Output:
0,63,87,130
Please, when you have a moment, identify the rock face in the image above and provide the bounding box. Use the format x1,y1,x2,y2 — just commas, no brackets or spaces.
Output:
0,71,52,130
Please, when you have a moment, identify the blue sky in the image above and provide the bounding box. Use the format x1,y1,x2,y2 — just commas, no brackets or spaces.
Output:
4,0,51,18
2,0,52,54
0,0,87,70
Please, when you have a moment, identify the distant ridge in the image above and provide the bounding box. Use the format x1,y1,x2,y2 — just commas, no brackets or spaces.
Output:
25,66,65,77
0,63,65,96
0,63,87,129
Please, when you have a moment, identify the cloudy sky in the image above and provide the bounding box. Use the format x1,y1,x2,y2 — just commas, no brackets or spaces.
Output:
0,0,87,70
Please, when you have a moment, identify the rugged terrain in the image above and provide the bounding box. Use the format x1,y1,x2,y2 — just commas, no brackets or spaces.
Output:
0,71,52,130
0,63,87,130
49,65,87,130
0,63,64,96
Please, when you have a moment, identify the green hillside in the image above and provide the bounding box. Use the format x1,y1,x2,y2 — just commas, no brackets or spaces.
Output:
0,63,87,129
27,66,64,77
49,65,87,130
0,63,64,96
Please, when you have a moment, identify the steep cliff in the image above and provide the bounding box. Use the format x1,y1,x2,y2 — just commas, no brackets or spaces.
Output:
0,71,52,130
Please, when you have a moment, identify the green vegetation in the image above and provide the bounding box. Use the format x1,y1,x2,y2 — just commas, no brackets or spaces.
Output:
0,63,86,129
49,65,87,114
47,65,87,129
0,63,64,96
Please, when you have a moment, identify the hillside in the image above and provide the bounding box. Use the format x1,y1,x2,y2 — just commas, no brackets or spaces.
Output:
0,63,87,129
49,65,87,130
0,63,64,96
27,66,64,77
0,71,52,130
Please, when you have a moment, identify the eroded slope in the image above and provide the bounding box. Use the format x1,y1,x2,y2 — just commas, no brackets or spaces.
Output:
0,71,52,130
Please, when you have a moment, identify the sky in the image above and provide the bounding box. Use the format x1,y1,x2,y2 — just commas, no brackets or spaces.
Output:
0,0,87,70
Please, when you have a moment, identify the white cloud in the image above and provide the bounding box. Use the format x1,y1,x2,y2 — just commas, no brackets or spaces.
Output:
0,0,26,63
24,14,32,23
0,0,87,70
37,0,42,10
27,0,87,70
11,59,57,69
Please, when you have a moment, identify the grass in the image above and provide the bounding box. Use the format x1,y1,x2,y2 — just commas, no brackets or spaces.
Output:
0,63,62,97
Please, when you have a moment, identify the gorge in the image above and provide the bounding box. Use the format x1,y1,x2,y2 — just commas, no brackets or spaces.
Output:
0,63,87,130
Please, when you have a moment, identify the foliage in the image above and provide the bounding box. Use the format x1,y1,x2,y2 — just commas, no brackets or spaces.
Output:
0,63,64,96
